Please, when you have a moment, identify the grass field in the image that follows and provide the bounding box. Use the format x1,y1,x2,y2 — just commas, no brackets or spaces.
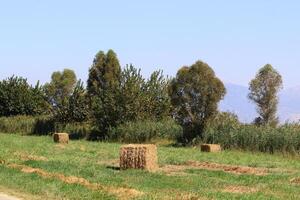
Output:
0,134,300,200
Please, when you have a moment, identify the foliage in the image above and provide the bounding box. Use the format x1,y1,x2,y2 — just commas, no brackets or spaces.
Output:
118,64,145,122
169,60,226,142
88,50,122,137
0,115,91,138
44,69,89,123
44,68,77,122
203,123,300,154
67,80,90,123
0,76,48,116
143,69,171,120
87,50,121,97
249,64,283,127
108,118,182,143
0,115,54,135
118,65,171,122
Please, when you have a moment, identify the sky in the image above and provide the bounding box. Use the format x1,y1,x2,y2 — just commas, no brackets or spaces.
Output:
0,0,300,88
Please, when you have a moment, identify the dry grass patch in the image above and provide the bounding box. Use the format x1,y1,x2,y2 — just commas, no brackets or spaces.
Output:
97,159,119,167
290,177,300,184
13,152,48,162
185,161,268,176
7,164,143,200
222,185,258,194
160,161,269,176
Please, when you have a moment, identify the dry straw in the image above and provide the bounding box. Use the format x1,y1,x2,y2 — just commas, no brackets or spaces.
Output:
120,144,158,172
201,144,221,152
53,133,69,144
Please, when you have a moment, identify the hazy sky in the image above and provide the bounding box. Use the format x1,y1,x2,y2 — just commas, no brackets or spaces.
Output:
1,0,300,88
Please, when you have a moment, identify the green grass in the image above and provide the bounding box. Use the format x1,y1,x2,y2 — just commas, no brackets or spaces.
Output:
0,134,300,200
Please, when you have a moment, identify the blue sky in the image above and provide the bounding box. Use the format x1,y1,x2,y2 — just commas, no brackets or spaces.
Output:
0,0,300,88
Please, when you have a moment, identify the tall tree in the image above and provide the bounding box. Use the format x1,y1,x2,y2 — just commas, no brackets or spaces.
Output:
44,69,77,122
169,60,226,142
87,50,121,137
249,64,283,126
87,50,121,97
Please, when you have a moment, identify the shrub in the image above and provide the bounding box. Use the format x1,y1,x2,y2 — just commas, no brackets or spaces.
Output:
0,115,53,135
0,76,49,117
0,115,91,139
203,122,300,154
109,118,182,143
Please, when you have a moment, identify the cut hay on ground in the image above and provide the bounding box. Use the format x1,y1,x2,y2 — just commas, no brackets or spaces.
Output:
222,185,258,194
13,152,48,161
200,144,221,152
53,133,69,144
290,178,300,184
7,163,143,200
160,161,269,176
120,144,158,172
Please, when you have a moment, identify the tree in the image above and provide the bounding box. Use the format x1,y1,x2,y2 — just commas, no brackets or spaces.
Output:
143,70,171,119
118,65,171,123
67,80,90,122
0,76,48,116
44,69,77,122
119,64,145,122
87,50,122,137
248,64,283,127
169,60,226,142
87,50,121,97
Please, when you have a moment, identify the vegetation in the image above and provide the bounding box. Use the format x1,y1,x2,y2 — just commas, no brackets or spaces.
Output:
0,134,300,200
1,50,300,199
0,76,48,116
119,65,171,122
0,115,91,139
1,49,300,155
203,116,300,154
169,61,226,142
249,64,283,127
87,50,122,138
108,118,182,143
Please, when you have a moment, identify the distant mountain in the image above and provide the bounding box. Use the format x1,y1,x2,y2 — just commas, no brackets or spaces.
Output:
278,86,300,122
219,83,256,123
219,83,300,123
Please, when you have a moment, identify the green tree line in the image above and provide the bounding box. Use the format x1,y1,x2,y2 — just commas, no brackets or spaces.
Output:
0,49,283,144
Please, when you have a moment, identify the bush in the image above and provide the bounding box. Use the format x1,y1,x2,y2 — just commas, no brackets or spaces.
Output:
0,76,49,117
0,115,52,135
0,115,92,139
109,118,182,143
203,122,300,154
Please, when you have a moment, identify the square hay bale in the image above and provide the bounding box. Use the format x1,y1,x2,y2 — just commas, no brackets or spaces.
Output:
120,144,158,172
53,133,69,144
201,144,221,152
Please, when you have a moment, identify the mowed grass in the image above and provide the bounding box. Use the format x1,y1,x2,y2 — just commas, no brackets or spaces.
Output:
0,134,300,200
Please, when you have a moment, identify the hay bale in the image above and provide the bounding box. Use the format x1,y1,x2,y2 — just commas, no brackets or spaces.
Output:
201,144,221,152
120,144,158,172
53,133,69,144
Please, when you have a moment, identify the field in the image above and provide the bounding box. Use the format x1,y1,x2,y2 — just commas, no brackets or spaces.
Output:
0,134,300,200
